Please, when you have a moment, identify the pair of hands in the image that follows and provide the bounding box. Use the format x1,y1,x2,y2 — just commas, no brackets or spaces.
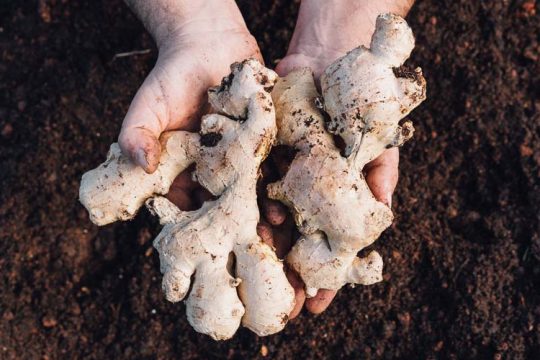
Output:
120,1,402,319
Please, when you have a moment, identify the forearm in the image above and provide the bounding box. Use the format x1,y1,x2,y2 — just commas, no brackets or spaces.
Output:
125,0,248,48
291,0,416,52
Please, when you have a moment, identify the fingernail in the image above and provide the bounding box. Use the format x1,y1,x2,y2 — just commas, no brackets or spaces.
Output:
386,194,393,208
135,148,149,171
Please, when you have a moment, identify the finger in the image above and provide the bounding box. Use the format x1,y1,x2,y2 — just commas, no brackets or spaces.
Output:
305,289,337,315
165,170,200,210
257,221,274,248
364,148,399,207
118,70,172,173
286,269,306,320
119,124,162,174
262,199,288,226
165,188,193,211
119,59,209,173
272,216,295,258
259,161,288,225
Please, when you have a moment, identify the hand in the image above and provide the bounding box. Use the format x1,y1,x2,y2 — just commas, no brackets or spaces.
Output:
119,1,261,210
267,0,412,318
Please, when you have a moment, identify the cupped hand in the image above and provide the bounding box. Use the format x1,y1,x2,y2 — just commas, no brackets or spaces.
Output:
264,0,406,318
118,23,261,210
272,56,399,319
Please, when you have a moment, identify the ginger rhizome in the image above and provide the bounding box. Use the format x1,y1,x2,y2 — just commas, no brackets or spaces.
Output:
269,14,426,297
79,13,427,339
80,60,295,340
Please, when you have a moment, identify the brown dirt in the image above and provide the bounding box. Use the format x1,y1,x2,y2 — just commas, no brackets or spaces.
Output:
1,0,539,359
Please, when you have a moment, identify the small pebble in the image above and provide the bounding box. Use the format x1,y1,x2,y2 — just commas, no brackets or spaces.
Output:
17,100,26,112
260,345,268,357
38,0,52,23
1,123,13,137
520,144,533,157
145,247,153,257
397,312,411,327
447,206,458,218
42,316,57,328
522,0,536,15
2,311,14,321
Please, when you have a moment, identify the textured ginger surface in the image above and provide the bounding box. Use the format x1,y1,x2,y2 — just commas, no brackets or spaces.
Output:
80,60,295,340
269,14,427,297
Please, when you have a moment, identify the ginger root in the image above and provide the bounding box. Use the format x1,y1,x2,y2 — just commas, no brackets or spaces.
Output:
79,60,295,340
269,14,426,297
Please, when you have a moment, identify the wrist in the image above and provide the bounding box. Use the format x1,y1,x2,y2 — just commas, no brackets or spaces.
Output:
293,0,414,49
126,0,250,50
157,18,250,54
280,0,415,78
158,13,249,51
298,0,414,18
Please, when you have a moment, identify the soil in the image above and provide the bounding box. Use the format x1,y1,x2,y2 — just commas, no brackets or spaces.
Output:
1,0,539,359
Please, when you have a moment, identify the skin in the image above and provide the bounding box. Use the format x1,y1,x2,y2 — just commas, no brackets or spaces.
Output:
122,0,414,319
271,0,416,318
121,0,261,210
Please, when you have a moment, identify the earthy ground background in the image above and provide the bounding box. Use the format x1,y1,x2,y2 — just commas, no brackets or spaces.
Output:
1,0,539,359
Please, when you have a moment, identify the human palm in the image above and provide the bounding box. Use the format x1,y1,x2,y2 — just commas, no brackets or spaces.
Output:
119,30,261,210
121,0,413,319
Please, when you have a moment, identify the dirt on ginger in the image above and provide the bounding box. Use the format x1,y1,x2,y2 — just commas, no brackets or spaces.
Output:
79,13,426,339
268,14,427,297
79,60,295,340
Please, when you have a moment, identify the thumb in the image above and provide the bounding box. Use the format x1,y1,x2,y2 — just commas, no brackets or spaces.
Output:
118,57,212,173
118,74,170,173
119,125,162,174
364,148,399,207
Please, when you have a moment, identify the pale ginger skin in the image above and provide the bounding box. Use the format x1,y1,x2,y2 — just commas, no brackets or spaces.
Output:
79,131,193,226
269,69,390,297
322,13,426,160
269,14,426,297
79,60,295,340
